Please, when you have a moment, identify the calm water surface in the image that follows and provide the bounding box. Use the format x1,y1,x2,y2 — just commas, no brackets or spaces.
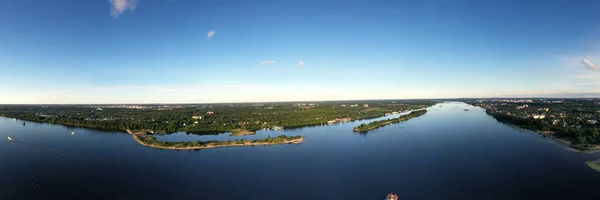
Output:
1,102,600,200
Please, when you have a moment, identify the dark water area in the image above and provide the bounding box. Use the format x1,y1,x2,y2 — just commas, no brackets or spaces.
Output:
1,102,600,200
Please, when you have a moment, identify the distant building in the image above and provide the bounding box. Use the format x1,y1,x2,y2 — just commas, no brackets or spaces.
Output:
552,119,561,125
363,104,369,108
516,104,528,109
341,104,346,107
207,111,214,115
532,114,545,119
588,120,598,124
192,116,202,119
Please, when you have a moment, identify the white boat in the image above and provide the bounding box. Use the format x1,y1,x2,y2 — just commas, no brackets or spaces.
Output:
7,137,12,141
71,132,75,135
13,118,16,121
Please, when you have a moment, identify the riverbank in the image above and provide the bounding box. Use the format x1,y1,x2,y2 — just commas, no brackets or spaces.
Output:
487,113,600,151
132,134,303,150
353,109,428,132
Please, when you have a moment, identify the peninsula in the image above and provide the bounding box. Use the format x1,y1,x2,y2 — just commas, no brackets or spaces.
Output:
353,109,428,132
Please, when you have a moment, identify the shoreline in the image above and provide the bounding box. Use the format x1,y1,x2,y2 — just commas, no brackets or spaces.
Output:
476,106,600,151
131,134,303,150
230,129,256,136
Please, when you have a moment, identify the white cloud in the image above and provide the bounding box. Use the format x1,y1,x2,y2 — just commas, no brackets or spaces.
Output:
323,59,332,63
260,60,276,65
273,67,280,70
297,61,305,67
207,31,215,39
108,0,138,18
582,58,599,70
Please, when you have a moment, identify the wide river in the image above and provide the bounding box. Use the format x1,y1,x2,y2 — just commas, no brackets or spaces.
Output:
1,102,600,200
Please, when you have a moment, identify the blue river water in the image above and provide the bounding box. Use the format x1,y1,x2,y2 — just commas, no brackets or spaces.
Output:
1,102,600,200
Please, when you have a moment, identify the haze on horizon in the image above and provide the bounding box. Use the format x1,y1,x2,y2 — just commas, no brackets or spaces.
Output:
1,0,600,104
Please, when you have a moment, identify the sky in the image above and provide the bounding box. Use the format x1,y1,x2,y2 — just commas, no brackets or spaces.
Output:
1,0,600,104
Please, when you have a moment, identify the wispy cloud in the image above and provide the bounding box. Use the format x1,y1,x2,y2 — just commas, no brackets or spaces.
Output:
260,60,276,65
273,67,280,70
296,61,305,67
108,0,138,18
207,31,215,39
323,59,332,63
582,58,599,70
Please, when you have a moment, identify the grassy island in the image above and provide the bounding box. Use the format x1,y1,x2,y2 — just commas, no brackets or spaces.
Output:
353,109,428,132
132,134,303,150
586,160,600,172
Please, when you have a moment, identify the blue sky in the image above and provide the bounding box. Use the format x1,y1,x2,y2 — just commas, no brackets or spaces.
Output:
1,0,600,103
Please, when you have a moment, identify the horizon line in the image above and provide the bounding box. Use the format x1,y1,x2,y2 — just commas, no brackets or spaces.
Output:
0,97,597,105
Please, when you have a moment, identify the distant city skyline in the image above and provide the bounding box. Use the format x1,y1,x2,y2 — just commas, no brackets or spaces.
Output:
1,0,600,104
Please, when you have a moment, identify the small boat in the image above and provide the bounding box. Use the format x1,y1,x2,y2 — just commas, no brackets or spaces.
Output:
13,118,16,121
23,122,26,126
464,109,469,111
385,193,399,200
71,132,75,135
7,137,12,141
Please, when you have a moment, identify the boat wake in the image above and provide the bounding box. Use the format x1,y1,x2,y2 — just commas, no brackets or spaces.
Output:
14,143,53,200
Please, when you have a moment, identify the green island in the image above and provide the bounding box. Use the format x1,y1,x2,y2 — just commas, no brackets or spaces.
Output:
586,160,600,172
353,109,428,132
132,133,303,150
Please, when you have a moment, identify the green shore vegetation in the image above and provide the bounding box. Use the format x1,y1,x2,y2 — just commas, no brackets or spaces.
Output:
0,101,434,134
484,109,600,148
353,109,428,132
135,134,303,149
464,99,600,148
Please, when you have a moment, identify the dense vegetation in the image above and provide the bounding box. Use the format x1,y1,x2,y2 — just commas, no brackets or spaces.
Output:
353,109,428,132
0,101,435,134
135,134,303,149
